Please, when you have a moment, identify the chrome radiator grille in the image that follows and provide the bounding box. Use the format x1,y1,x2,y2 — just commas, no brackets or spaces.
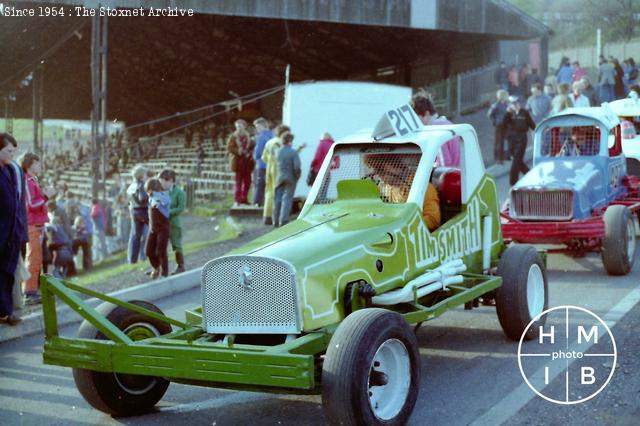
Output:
510,189,574,220
201,256,301,334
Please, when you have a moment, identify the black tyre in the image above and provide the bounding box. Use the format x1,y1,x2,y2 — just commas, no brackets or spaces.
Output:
496,245,548,341
73,300,172,416
322,308,420,426
601,205,636,275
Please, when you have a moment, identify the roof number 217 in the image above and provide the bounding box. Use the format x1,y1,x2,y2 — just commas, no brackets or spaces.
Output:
387,105,421,136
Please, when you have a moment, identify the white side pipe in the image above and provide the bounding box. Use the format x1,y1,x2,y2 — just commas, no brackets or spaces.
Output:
482,215,492,273
372,259,467,305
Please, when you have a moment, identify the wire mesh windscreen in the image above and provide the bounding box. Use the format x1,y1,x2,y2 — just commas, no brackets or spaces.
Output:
540,126,601,157
313,144,422,205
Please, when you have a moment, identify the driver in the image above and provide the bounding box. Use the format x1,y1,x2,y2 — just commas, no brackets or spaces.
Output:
557,126,593,157
365,154,441,231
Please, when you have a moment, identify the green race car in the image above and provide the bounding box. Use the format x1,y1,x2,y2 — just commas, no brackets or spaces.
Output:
42,105,549,425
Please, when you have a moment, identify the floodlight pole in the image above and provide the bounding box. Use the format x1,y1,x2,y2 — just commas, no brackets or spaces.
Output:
90,11,108,200
101,16,108,202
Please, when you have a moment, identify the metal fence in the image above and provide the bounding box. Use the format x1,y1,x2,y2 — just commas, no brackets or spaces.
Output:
423,62,500,118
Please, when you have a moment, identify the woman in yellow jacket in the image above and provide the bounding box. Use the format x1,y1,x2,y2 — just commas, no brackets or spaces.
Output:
261,125,289,225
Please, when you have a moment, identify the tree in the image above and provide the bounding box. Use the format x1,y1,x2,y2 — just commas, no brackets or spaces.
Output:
585,0,640,42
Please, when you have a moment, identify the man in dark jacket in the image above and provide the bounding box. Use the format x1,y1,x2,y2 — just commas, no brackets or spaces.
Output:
504,96,536,185
0,133,27,325
272,132,301,227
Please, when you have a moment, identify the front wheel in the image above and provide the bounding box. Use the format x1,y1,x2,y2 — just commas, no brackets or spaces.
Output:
496,245,548,341
72,300,172,416
602,205,636,275
322,308,420,425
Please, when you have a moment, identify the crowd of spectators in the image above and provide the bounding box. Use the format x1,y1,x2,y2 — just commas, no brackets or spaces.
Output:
489,55,638,178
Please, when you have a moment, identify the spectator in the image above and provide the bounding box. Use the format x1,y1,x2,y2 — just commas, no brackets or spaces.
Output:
144,178,170,279
552,84,573,115
526,83,552,125
252,117,272,207
495,62,509,91
544,83,556,98
551,93,572,116
91,198,109,262
411,94,461,167
488,89,510,164
571,61,587,82
272,132,301,227
598,58,616,103
47,199,73,242
227,119,255,206
508,65,520,95
262,125,290,225
44,222,75,278
557,57,574,85
22,153,55,305
195,142,207,177
580,77,600,106
612,58,625,99
519,64,531,97
127,165,149,264
504,96,536,185
0,133,26,325
185,128,193,149
526,68,542,97
113,193,130,252
569,81,591,108
159,169,186,274
71,215,92,271
309,133,335,184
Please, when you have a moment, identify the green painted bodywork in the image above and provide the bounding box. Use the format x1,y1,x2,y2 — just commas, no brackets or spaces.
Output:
227,173,504,331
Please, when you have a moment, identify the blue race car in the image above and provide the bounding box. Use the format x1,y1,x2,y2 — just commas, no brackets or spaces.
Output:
502,107,640,275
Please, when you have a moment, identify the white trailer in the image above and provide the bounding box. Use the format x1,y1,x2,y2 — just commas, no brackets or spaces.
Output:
282,81,412,198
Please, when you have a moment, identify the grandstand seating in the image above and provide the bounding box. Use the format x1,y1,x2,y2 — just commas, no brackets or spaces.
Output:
55,135,235,205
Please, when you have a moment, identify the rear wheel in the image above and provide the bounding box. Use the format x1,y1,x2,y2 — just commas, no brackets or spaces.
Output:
322,308,420,425
496,245,548,341
72,300,172,416
602,205,636,275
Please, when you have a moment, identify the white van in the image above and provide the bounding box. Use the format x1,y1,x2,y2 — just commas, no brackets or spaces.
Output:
282,81,412,198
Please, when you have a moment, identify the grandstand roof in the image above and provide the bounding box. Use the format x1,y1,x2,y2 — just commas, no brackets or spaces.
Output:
1,0,548,126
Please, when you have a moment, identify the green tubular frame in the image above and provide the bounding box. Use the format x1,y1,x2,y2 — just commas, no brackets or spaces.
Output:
40,271,500,391
40,275,323,390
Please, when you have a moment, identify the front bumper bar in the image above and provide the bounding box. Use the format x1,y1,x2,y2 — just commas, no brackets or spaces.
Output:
43,335,316,390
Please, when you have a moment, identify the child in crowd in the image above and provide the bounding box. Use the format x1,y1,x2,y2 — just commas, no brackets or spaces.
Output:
45,221,76,278
158,169,187,274
144,178,171,279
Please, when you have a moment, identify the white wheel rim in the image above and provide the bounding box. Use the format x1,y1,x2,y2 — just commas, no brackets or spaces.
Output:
527,264,545,319
627,218,636,261
367,338,411,421
114,322,161,395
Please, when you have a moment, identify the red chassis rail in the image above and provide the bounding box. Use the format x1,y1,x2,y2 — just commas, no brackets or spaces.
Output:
501,176,640,255
501,214,605,246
